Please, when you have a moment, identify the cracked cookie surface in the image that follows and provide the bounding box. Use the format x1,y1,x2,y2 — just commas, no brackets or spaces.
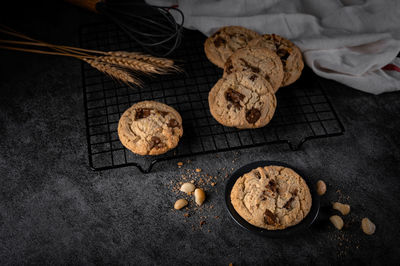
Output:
248,34,304,87
224,47,284,92
230,165,312,230
204,26,261,68
208,70,276,129
118,101,183,155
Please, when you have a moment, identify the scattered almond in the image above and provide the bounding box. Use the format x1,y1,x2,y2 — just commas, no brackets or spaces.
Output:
180,182,195,194
332,202,350,215
330,215,344,230
177,162,183,166
316,180,327,195
194,188,206,206
361,218,376,235
174,199,188,210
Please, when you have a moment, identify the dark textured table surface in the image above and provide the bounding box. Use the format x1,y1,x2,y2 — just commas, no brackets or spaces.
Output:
1,2,400,265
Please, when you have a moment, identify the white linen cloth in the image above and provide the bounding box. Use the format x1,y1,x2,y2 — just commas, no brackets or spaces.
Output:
148,0,400,94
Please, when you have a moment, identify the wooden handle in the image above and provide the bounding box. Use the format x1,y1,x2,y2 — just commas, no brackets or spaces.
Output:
64,0,101,13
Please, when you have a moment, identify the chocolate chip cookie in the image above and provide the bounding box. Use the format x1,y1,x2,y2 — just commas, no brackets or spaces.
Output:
208,70,276,129
248,34,304,87
224,47,284,92
230,165,312,230
118,101,183,155
204,26,261,68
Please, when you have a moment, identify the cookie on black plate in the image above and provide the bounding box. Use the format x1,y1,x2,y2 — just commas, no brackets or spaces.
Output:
230,165,312,230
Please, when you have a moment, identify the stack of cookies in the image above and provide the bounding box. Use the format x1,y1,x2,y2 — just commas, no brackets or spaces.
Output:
117,26,304,156
205,26,304,129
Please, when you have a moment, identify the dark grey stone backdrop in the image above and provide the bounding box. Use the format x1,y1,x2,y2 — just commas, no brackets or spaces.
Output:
0,1,399,265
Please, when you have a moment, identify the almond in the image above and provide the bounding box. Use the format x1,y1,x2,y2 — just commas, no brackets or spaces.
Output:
330,215,344,230
332,202,350,215
361,218,376,235
316,180,327,196
180,182,196,194
174,199,188,210
194,188,206,206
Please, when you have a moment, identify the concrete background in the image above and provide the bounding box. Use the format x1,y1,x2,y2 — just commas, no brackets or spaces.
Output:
1,1,399,265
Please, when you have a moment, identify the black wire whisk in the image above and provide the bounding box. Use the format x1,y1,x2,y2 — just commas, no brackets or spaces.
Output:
67,0,184,56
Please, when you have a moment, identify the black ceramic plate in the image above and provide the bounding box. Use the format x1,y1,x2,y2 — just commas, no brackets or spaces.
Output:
225,161,320,238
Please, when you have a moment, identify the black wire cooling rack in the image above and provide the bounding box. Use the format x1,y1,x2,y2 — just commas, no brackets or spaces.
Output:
80,23,344,173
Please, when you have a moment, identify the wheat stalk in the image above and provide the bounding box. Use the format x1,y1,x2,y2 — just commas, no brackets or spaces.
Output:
97,55,173,74
0,25,181,87
107,51,175,67
83,58,140,86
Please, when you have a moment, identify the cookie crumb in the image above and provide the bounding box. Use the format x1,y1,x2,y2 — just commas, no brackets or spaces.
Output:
184,213,190,218
211,182,216,186
200,220,206,226
195,168,202,173
177,162,183,166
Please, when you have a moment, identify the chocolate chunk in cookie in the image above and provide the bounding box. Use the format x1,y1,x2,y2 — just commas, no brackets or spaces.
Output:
225,58,234,74
167,119,179,128
249,74,258,81
149,136,165,149
266,179,277,193
214,37,226,48
264,210,277,225
135,108,152,120
284,197,295,210
246,108,261,124
239,58,260,73
225,88,245,109
277,48,290,61
158,110,169,117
